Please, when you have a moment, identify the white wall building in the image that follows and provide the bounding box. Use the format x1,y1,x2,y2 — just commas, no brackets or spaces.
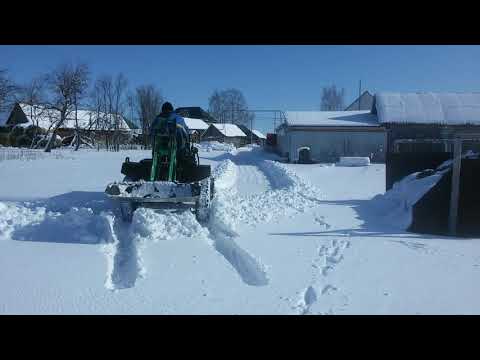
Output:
276,111,386,163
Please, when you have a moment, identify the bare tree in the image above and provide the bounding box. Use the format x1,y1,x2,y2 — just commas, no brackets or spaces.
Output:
42,63,89,152
135,84,163,148
0,69,18,114
208,88,254,126
93,75,113,148
90,73,129,151
320,85,345,111
17,77,47,148
111,73,128,151
71,65,90,151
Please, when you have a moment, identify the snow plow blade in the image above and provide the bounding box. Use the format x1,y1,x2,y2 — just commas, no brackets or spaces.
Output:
105,178,214,222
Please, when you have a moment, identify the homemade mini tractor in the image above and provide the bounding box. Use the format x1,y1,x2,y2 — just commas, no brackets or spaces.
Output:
105,117,214,222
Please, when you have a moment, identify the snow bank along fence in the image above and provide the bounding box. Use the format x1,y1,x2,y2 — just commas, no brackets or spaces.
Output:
388,139,480,237
410,153,480,237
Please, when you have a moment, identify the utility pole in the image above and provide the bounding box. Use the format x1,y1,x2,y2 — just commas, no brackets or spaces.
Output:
359,80,362,110
250,115,253,145
274,111,276,133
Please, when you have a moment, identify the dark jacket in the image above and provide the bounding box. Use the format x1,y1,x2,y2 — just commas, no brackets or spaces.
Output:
150,111,189,147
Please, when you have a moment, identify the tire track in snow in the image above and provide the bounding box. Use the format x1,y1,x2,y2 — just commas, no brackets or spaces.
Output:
208,228,269,286
103,213,144,291
206,150,326,287
209,159,269,286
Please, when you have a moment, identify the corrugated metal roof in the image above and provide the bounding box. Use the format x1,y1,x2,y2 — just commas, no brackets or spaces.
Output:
375,92,480,125
212,123,246,137
285,111,379,127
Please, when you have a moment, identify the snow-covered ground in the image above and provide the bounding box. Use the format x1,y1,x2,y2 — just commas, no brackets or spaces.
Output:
1,146,479,314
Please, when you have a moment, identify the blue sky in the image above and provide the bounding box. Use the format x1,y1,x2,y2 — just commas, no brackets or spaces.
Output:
1,45,480,133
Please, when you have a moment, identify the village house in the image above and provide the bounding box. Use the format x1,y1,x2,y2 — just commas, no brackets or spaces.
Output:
201,123,247,147
275,110,385,163
183,117,209,142
237,125,266,146
5,103,132,145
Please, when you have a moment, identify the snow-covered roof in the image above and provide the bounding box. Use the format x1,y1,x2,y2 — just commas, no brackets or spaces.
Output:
16,103,131,130
375,92,480,125
183,117,209,131
285,111,379,127
211,123,247,137
252,129,266,139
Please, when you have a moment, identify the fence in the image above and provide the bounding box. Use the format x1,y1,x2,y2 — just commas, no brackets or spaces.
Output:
0,147,74,162
95,143,146,151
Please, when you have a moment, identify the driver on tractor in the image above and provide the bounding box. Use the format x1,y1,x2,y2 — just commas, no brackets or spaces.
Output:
150,102,189,151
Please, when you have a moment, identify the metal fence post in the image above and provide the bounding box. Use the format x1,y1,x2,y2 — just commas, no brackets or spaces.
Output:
448,138,462,236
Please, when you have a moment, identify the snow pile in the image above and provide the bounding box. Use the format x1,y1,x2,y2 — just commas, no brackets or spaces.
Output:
0,201,112,244
197,141,237,153
370,165,450,230
337,157,370,167
210,159,240,235
212,159,238,190
0,202,46,241
132,207,211,244
236,160,324,224
210,158,323,228
16,207,112,244
208,159,269,286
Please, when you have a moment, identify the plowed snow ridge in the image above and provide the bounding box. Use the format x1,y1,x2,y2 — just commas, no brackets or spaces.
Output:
212,158,324,228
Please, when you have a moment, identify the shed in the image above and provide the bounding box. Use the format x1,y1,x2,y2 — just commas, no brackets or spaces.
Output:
201,123,247,147
276,111,385,163
374,92,480,189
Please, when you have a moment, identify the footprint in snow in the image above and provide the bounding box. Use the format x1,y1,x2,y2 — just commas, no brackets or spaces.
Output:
304,286,317,306
321,284,338,295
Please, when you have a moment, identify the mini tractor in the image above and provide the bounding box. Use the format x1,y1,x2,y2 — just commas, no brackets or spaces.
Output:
105,117,214,222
